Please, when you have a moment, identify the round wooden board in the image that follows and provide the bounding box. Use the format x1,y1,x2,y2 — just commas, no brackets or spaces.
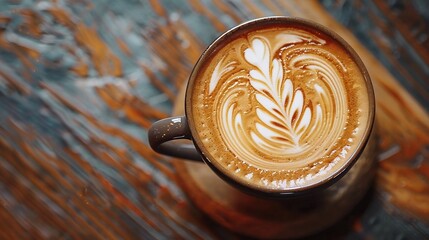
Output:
171,84,365,239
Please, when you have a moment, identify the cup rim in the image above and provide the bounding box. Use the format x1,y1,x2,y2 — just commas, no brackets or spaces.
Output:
184,16,375,197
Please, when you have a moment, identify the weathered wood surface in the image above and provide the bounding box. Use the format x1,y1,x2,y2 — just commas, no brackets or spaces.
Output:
0,0,428,239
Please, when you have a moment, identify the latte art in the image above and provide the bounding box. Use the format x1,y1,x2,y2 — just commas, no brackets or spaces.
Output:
215,35,348,168
189,24,370,191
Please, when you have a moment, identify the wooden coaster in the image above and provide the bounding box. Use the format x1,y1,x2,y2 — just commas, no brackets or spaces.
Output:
171,84,366,239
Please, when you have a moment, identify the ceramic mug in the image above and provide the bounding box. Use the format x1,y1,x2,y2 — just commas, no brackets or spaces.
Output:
148,17,375,198
148,16,377,237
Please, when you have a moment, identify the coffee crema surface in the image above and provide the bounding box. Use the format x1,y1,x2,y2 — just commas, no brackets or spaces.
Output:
189,23,371,191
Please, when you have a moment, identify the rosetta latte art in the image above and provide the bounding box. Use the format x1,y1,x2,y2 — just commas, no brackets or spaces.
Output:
190,26,370,189
210,31,348,171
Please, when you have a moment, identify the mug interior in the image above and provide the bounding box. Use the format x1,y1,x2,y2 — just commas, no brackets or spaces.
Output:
184,16,375,197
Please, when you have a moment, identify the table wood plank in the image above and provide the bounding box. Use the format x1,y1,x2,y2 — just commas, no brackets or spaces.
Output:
0,0,428,239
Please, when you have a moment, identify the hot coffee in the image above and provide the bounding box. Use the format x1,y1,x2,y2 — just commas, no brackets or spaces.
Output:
187,21,372,192
149,17,376,237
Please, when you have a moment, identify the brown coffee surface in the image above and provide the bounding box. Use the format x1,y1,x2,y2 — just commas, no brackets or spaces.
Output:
189,22,371,192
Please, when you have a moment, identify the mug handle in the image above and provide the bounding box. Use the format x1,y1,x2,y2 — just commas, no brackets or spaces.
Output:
148,116,202,161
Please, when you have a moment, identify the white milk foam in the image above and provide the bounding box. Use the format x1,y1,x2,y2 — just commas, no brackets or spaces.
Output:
190,25,370,191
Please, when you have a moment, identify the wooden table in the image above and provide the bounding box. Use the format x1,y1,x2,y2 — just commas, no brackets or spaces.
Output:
0,0,428,239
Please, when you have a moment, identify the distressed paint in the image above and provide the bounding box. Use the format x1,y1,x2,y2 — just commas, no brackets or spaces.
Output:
0,0,427,239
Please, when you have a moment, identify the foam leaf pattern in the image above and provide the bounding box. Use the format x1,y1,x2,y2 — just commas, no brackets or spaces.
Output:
208,31,348,170
244,38,319,150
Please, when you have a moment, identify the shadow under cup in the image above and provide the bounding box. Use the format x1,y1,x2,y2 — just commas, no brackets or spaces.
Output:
149,17,376,199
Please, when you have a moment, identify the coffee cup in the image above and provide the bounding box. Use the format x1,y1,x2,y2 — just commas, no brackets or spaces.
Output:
148,17,376,198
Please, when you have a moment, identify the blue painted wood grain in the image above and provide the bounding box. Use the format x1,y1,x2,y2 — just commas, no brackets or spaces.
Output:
0,0,427,239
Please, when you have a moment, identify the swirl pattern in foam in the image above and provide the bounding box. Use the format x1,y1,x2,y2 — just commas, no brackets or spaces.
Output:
190,25,370,191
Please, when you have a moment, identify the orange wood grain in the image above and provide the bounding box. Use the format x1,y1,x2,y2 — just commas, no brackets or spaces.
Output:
0,0,427,239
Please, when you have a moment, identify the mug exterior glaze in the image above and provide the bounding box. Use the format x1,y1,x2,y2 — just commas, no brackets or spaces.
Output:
148,16,376,199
